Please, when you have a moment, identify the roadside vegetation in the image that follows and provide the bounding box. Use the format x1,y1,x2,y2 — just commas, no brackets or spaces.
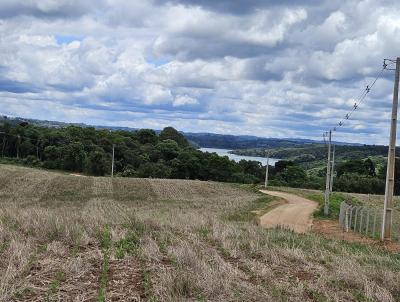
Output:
1,165,400,301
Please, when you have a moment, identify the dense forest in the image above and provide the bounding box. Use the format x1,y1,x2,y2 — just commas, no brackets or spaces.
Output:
0,116,331,150
0,120,398,195
0,122,268,183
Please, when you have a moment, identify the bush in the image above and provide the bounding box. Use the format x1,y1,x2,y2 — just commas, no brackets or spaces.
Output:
334,173,385,194
231,172,259,184
23,155,41,167
136,162,172,178
119,165,137,177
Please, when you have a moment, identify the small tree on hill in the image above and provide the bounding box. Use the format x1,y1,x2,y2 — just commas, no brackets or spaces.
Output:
159,127,189,147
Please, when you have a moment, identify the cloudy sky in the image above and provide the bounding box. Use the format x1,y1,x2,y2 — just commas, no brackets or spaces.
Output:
1,0,400,144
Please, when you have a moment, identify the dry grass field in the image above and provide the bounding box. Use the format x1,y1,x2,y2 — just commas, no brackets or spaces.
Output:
1,165,400,301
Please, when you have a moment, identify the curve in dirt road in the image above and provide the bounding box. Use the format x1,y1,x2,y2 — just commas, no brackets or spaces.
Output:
259,190,319,233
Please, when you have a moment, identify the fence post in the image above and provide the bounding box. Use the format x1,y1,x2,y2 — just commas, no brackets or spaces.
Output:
339,201,347,229
365,209,370,235
354,207,359,231
349,206,354,230
372,209,377,238
345,207,349,232
359,208,364,233
340,202,343,226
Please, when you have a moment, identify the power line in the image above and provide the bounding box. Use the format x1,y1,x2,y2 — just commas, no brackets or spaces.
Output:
323,61,389,137
321,60,387,217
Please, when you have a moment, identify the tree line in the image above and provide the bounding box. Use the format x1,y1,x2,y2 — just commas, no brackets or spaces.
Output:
269,158,399,195
0,122,269,183
1,121,397,195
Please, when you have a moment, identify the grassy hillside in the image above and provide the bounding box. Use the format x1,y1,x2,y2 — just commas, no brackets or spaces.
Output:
1,165,400,301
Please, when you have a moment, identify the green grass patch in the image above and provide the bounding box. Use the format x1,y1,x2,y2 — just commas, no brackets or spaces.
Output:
115,231,139,259
45,270,66,301
98,227,112,302
143,270,157,302
98,252,110,302
308,192,360,219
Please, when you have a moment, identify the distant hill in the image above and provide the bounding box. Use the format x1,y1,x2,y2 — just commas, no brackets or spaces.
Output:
232,144,393,162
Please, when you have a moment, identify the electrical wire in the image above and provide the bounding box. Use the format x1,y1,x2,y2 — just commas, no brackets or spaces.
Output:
323,60,393,137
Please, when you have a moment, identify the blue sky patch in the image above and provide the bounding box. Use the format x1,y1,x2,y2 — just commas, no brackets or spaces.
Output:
55,34,82,45
145,56,170,67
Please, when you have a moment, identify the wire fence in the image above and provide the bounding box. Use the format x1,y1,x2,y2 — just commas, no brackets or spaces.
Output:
339,201,400,241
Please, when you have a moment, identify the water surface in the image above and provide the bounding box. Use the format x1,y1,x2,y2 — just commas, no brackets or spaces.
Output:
200,148,279,166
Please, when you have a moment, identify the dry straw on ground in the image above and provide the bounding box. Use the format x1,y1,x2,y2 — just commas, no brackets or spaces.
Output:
0,164,399,301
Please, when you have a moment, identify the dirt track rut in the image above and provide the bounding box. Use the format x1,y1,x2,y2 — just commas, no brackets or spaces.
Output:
259,190,318,233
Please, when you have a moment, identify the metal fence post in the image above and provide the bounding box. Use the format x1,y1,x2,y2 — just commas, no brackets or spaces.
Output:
359,208,364,233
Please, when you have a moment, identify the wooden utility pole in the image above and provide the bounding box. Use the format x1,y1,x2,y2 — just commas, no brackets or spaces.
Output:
111,144,115,177
381,57,400,240
330,145,335,193
324,130,332,215
264,152,270,188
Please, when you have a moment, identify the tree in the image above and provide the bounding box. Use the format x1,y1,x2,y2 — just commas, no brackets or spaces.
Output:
19,140,35,158
379,158,400,195
156,139,179,161
337,159,369,177
205,153,240,181
86,150,109,176
43,145,62,169
238,160,264,180
136,129,158,145
364,158,376,176
335,173,385,194
170,150,201,179
61,142,87,171
278,166,307,187
274,160,294,174
159,127,189,147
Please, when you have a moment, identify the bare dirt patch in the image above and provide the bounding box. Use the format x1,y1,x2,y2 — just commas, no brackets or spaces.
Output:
107,256,145,301
259,190,318,233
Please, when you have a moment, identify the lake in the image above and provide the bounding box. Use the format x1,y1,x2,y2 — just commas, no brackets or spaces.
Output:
199,148,280,166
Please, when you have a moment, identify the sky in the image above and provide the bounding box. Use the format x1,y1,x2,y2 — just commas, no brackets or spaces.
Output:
0,0,400,144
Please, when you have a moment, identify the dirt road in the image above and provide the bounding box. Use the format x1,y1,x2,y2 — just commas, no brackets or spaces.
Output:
259,190,319,233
